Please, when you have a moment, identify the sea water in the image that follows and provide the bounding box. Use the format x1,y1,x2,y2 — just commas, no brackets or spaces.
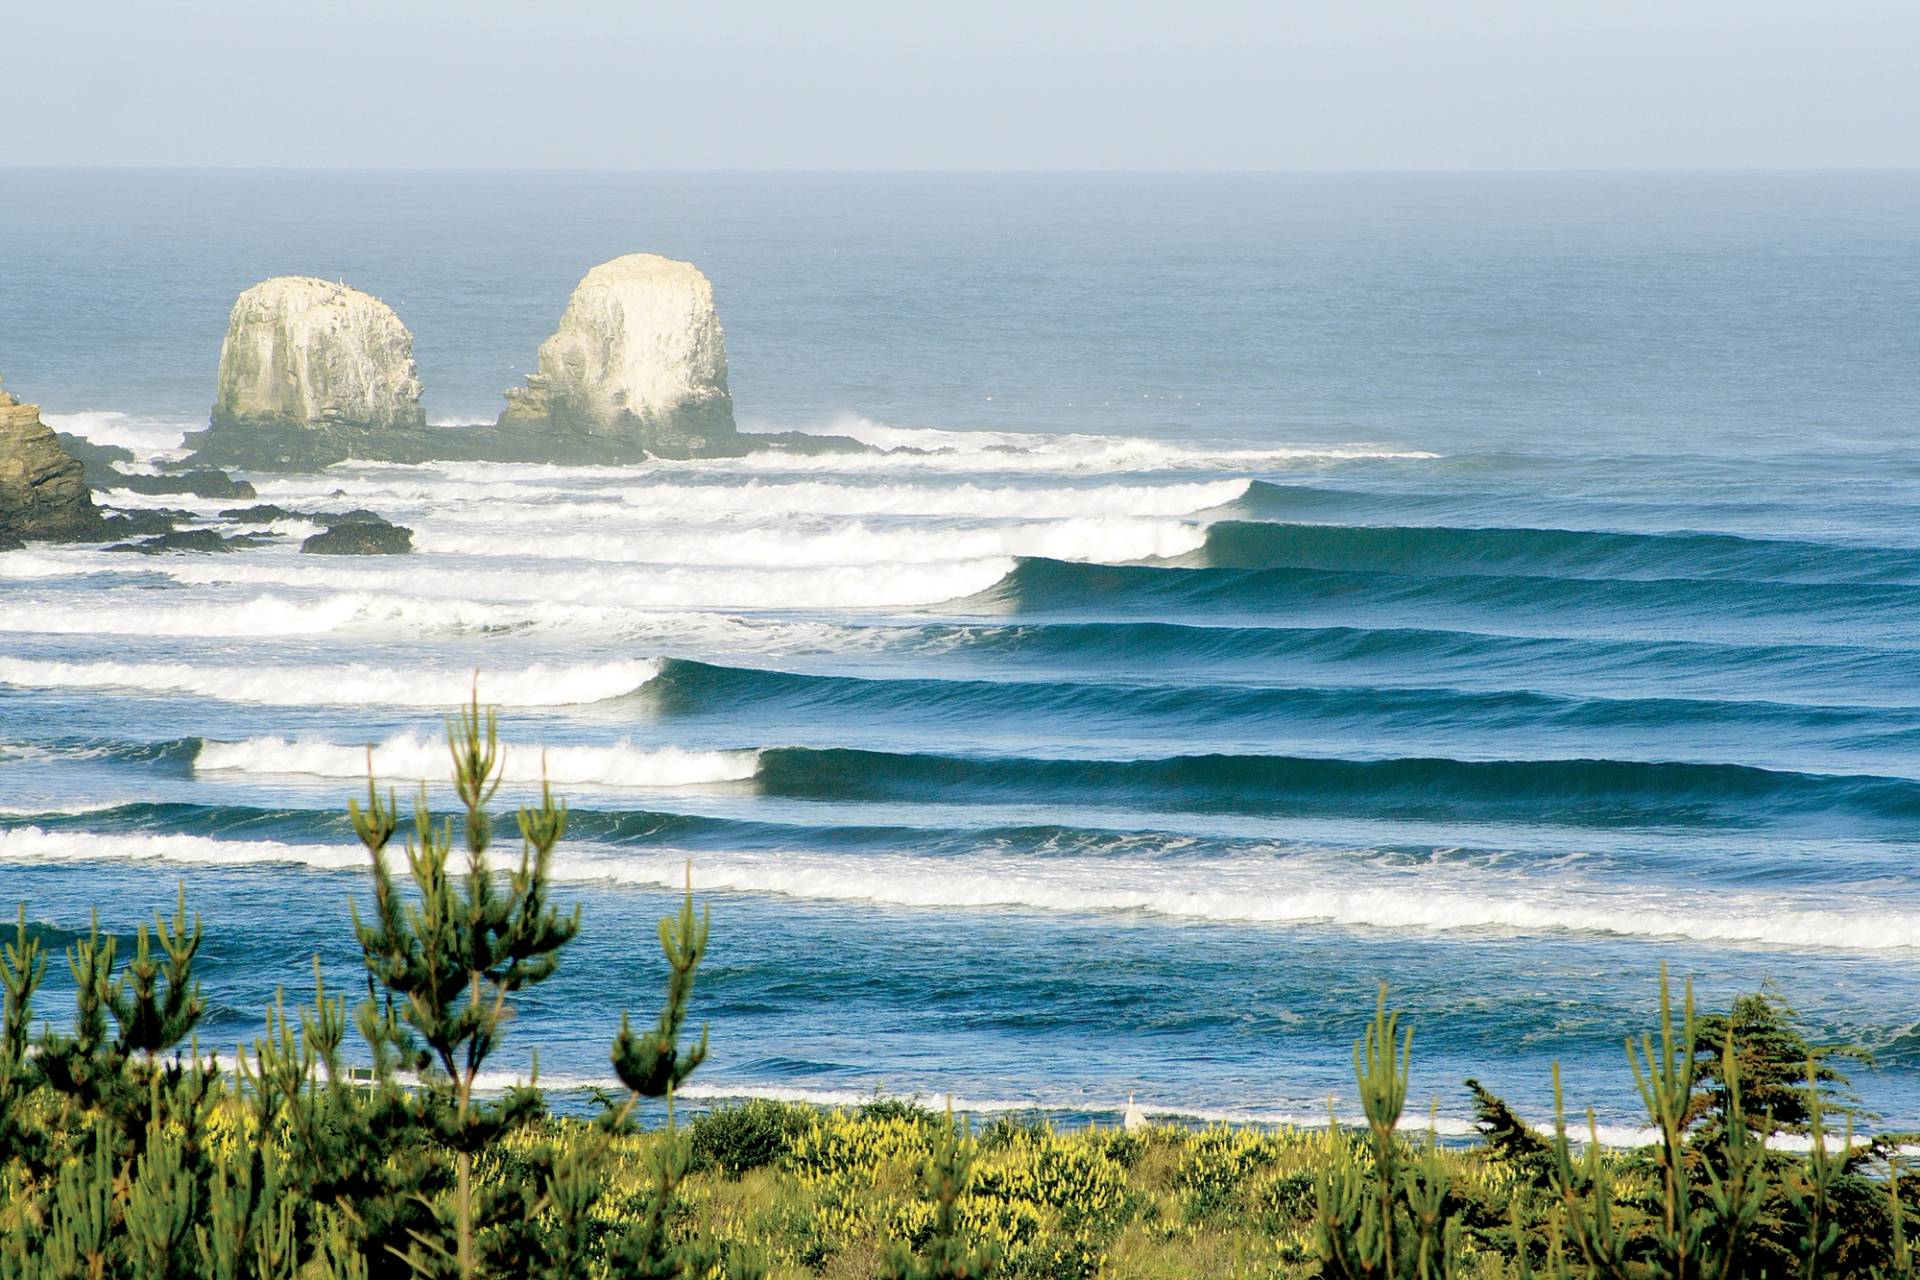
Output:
1,170,1917,1136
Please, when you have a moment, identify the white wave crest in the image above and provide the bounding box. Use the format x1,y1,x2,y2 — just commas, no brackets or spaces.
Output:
150,555,1018,611
737,417,1438,474
0,657,661,708
0,588,663,640
414,516,1208,567
40,410,195,460
0,592,432,638
0,549,129,580
0,825,362,870
605,478,1255,520
0,801,124,818
195,733,760,789
26,821,1909,953
573,850,1920,954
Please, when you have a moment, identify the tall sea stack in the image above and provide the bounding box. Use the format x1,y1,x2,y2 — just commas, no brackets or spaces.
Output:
498,254,742,457
186,276,426,470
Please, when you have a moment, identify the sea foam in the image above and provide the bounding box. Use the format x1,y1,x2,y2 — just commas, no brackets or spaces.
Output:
194,733,759,788
149,555,1020,611
413,516,1209,567
0,657,662,708
40,410,195,460
573,849,1920,953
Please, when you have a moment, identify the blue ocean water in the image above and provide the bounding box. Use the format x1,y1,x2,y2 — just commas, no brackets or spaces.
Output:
1,170,1917,1136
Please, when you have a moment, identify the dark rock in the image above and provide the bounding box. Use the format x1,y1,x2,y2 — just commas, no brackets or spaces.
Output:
100,509,191,537
0,381,104,543
748,431,877,457
54,433,138,488
107,528,267,554
314,508,389,526
112,469,257,499
182,421,370,473
219,503,306,523
302,519,413,556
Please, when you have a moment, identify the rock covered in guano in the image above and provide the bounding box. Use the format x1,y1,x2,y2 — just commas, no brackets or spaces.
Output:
0,379,103,548
213,277,425,432
499,253,740,456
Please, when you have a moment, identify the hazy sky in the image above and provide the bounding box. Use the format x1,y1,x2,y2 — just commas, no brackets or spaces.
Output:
4,0,1915,170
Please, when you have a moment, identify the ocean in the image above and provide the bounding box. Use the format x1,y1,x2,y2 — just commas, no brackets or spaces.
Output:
1,169,1917,1137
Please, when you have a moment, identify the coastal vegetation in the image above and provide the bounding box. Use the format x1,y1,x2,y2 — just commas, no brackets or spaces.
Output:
1,706,1914,1279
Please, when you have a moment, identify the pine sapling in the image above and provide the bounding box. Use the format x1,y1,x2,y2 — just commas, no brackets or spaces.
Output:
1628,963,1705,1279
347,692,581,1280
882,1104,997,1280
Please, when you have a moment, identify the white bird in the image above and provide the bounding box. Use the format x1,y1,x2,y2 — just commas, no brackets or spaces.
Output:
1122,1091,1147,1132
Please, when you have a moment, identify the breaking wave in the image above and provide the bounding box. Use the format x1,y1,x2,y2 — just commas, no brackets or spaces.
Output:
40,410,195,460
193,733,760,788
589,849,1920,953
1185,515,1920,585
414,515,1209,567
733,418,1438,473
7,826,1913,954
750,745,1920,829
0,657,662,707
149,555,1019,611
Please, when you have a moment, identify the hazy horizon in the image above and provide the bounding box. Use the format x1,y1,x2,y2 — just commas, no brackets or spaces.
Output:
4,1,1915,172
5,164,1917,174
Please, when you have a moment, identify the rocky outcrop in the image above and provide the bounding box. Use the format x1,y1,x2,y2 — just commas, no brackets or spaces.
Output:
498,254,742,457
112,470,257,500
301,510,412,555
220,504,304,523
0,380,103,548
185,277,425,471
54,433,137,489
214,277,424,431
108,528,272,555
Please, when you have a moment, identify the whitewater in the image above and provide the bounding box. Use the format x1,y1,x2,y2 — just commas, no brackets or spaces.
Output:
3,170,1918,1134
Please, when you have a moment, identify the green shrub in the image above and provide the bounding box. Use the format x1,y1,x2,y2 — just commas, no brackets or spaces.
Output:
860,1096,942,1127
690,1098,816,1175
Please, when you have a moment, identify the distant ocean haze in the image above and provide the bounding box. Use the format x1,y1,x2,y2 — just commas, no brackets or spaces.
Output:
1,170,1917,1133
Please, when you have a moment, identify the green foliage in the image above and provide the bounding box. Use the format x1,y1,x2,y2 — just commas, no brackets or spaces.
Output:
881,1108,1000,1280
345,692,580,1279
1176,1126,1276,1220
690,1097,817,1175
609,879,709,1102
1690,982,1865,1140
1467,1077,1554,1186
1315,984,1466,1279
861,1095,943,1127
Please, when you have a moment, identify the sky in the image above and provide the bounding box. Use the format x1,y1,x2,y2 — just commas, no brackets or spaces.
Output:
3,0,1915,170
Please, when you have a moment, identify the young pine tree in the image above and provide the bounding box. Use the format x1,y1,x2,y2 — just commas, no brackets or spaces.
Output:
347,692,579,1280
882,1106,998,1280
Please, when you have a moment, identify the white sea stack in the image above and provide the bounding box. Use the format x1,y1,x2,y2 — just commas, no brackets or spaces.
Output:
212,277,425,431
499,253,738,453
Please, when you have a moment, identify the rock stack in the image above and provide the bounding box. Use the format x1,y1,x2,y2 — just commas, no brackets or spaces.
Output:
499,253,742,457
0,379,102,549
186,276,426,470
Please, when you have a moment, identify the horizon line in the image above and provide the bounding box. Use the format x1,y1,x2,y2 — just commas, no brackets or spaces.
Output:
4,163,1918,177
